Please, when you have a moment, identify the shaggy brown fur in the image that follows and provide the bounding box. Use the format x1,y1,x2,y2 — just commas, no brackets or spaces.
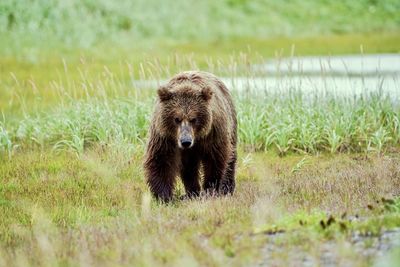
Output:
144,71,237,202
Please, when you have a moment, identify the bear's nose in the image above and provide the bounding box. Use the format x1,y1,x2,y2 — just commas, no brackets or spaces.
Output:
180,138,192,148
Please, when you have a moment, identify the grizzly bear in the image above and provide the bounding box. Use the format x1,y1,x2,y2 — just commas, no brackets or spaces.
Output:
144,71,237,202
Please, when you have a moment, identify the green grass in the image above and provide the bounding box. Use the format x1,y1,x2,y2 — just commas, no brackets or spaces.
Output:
1,149,399,266
0,54,399,265
1,1,400,265
1,60,399,157
3,93,400,156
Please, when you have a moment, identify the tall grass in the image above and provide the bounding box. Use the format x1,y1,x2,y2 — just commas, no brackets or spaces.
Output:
5,87,399,156
237,91,399,154
1,54,399,156
0,123,12,154
15,99,150,154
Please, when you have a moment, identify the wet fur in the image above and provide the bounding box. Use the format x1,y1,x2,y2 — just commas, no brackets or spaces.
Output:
144,71,237,202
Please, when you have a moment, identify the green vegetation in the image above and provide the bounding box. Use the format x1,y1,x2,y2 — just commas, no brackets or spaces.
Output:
2,0,399,46
1,57,400,266
1,60,399,156
1,0,400,266
1,0,399,60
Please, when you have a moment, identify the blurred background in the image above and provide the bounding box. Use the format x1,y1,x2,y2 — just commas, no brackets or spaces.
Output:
1,0,399,62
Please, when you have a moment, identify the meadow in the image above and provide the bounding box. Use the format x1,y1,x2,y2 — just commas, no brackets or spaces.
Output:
0,55,399,266
1,61,400,156
1,0,400,266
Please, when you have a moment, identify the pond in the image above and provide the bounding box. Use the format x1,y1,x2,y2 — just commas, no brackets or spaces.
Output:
132,54,400,98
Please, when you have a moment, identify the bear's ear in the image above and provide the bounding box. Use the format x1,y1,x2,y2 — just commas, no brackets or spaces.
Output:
201,87,213,101
157,86,173,102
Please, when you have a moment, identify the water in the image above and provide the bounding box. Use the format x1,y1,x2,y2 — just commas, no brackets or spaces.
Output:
223,75,399,97
254,54,400,76
133,54,400,98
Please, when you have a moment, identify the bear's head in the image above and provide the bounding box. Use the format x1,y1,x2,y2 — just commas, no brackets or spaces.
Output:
157,84,213,149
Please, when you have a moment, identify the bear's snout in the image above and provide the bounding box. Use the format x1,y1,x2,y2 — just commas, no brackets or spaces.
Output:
180,137,192,148
178,124,194,149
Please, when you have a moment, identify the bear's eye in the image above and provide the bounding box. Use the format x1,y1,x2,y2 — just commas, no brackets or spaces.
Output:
190,118,197,124
174,117,182,124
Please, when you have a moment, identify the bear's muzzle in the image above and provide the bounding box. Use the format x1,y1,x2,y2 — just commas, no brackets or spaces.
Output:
178,123,194,149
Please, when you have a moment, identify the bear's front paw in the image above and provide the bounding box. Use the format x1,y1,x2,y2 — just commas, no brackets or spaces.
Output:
218,182,235,195
155,190,173,203
179,192,200,201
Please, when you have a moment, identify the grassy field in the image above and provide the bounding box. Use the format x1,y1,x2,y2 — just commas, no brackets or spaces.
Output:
2,60,400,155
1,0,400,266
1,149,400,266
1,57,400,266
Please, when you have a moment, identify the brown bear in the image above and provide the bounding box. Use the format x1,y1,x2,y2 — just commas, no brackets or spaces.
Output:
144,71,237,202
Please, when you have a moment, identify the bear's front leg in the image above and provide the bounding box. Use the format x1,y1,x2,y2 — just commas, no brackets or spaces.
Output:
218,150,237,195
144,137,178,203
180,150,201,198
202,148,229,195
146,167,176,202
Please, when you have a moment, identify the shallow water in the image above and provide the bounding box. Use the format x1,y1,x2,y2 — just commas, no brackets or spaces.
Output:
133,54,400,98
223,75,400,97
254,54,400,76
